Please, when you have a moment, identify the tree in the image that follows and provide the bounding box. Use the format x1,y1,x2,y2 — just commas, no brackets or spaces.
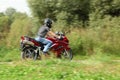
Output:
90,0,120,18
5,7,16,17
0,12,4,17
5,7,16,25
6,17,33,47
27,0,90,27
0,16,9,32
0,15,9,39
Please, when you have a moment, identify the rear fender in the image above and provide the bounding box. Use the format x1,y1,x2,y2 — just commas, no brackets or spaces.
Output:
21,44,35,52
22,40,34,46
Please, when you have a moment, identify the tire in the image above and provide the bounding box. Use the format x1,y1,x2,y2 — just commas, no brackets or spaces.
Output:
21,48,37,60
61,49,73,60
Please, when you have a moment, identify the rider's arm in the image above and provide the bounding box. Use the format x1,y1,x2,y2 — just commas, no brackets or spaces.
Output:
48,31,59,38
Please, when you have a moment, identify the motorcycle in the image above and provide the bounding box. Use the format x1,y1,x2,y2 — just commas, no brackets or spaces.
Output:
20,32,73,60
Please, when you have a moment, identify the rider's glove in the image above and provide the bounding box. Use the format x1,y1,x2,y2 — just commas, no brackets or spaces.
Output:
58,36,63,40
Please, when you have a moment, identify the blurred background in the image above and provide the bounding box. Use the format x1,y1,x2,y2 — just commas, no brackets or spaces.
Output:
0,0,120,61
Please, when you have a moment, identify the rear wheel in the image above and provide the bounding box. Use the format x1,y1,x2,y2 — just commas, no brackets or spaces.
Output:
60,49,73,60
21,48,37,60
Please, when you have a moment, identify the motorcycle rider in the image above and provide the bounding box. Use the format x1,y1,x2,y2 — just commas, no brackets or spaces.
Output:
35,18,60,57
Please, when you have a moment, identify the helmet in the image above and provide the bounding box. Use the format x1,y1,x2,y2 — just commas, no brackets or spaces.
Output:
44,18,52,28
44,18,52,24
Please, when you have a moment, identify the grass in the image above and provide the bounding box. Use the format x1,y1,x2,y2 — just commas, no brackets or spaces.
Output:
0,48,120,80
0,59,120,80
0,46,120,80
0,48,20,62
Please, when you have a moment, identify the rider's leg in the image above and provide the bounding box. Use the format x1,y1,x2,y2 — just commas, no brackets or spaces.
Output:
35,36,53,53
42,39,53,53
40,38,52,58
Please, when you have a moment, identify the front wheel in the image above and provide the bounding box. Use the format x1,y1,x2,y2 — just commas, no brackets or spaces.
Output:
60,49,73,60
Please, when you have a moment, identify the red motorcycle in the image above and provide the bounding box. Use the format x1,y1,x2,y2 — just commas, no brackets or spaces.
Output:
20,32,73,60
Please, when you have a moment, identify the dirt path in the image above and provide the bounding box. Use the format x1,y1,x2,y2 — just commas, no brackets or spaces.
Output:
0,59,120,65
0,62,13,64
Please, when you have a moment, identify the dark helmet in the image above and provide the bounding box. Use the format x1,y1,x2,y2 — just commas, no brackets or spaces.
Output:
44,18,52,28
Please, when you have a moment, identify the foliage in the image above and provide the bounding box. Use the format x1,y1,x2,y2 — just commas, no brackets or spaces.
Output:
88,14,120,55
0,48,19,62
5,7,16,17
0,0,120,61
5,7,17,25
90,0,120,18
0,46,120,80
0,16,9,32
0,15,10,40
6,17,33,47
67,26,120,56
0,1,120,79
0,58,120,80
27,0,90,27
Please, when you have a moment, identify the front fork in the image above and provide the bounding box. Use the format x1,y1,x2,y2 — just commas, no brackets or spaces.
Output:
34,47,44,58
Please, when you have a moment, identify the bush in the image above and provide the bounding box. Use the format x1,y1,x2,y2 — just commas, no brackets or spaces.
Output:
67,19,120,56
6,18,33,47
67,28,97,56
89,16,120,55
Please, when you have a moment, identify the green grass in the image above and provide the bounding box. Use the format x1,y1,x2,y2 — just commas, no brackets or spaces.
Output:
0,48,20,62
0,59,120,80
0,48,120,80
